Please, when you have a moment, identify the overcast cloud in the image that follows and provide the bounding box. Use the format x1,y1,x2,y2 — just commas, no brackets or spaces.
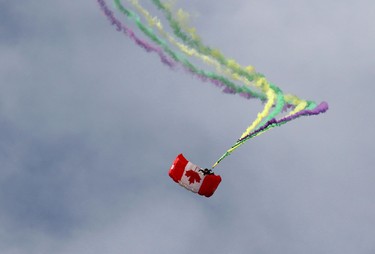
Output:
1,1,374,253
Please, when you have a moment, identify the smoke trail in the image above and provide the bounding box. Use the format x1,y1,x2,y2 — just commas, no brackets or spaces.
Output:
149,0,329,166
98,0,328,168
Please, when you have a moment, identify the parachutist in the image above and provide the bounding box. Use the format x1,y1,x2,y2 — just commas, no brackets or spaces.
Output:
199,168,214,175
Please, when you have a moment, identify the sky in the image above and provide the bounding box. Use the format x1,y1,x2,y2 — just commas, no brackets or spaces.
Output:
0,0,374,253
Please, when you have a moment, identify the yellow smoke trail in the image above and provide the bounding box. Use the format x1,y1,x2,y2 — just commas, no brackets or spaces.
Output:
240,85,275,139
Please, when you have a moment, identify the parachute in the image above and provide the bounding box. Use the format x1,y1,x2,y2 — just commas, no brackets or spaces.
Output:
97,0,329,197
169,154,221,197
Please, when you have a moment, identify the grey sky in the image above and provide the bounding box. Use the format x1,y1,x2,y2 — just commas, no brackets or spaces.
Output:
1,1,374,253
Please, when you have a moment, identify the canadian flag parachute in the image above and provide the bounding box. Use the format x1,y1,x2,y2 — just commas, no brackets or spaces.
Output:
169,154,222,197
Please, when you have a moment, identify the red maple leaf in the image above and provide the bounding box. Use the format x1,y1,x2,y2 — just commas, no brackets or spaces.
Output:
185,170,201,184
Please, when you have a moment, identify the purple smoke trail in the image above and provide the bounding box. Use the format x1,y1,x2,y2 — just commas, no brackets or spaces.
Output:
240,101,329,142
280,101,329,122
97,0,175,68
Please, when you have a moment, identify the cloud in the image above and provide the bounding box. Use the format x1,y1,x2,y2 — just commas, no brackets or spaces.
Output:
1,1,375,254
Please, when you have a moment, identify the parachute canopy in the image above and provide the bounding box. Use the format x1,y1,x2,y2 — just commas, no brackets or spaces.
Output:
169,154,222,197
